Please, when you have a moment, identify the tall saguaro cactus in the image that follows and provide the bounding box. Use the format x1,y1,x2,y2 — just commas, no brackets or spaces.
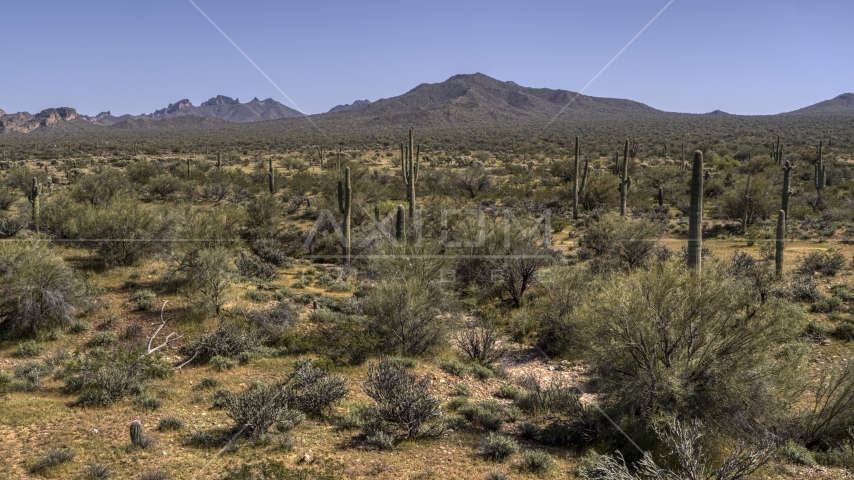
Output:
186,158,191,178
317,143,325,168
396,205,405,244
337,167,352,265
268,157,275,194
216,151,222,170
618,140,632,216
572,136,580,220
688,151,704,271
579,155,589,198
782,159,793,216
771,135,783,165
776,210,786,276
401,127,420,219
29,177,43,233
814,140,826,195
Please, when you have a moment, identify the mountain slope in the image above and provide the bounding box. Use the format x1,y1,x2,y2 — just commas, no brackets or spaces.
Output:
146,96,303,123
322,73,663,126
789,93,854,115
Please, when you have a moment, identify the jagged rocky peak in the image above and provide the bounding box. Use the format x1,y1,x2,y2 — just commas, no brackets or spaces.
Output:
201,95,239,107
0,108,5,117
328,99,372,113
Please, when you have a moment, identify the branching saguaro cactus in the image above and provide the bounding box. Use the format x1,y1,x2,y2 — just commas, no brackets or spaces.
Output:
317,143,325,168
216,151,222,170
28,177,43,233
776,210,786,276
573,136,580,220
335,145,343,174
771,135,783,165
337,167,352,265
186,158,191,178
782,159,793,216
688,151,704,271
396,205,405,245
401,127,420,219
618,140,635,216
268,158,275,194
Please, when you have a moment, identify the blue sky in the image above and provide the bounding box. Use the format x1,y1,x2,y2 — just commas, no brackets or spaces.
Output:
1,0,851,116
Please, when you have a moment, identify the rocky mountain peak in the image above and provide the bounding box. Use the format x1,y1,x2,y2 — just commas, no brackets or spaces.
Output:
201,95,239,107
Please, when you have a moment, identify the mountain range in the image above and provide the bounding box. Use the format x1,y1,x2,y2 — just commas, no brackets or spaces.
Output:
2,73,853,134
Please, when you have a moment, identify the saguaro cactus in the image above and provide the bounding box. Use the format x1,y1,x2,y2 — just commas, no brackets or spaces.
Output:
28,177,43,233
268,158,275,194
688,151,704,271
771,135,783,165
395,205,405,244
130,420,145,447
317,143,325,168
337,167,352,265
573,136,580,220
401,127,420,219
335,146,343,174
186,157,191,178
579,155,589,197
216,151,222,170
658,186,664,207
814,140,826,194
782,159,793,216
618,140,632,216
776,210,786,276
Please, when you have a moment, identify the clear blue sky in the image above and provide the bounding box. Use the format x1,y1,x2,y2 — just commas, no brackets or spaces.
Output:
1,0,851,116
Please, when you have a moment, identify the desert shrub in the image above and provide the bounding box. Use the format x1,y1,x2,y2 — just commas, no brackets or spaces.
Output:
180,321,263,364
471,363,496,380
518,450,554,474
178,247,234,316
360,358,443,439
194,377,219,390
438,358,469,378
454,319,505,366
56,347,172,407
515,377,582,418
800,250,846,276
782,439,816,467
570,261,804,435
17,339,44,357
79,463,112,479
250,238,293,267
0,370,12,395
798,359,854,446
0,241,86,336
812,296,843,313
219,382,303,438
790,274,823,302
578,214,663,269
459,400,504,431
70,168,128,206
481,433,519,461
363,277,446,356
495,383,523,401
70,320,91,334
0,216,29,238
30,447,75,474
13,360,51,391
87,331,116,347
246,300,299,345
210,355,237,371
157,417,184,431
236,252,279,281
122,324,143,341
133,392,162,411
131,289,156,311
287,358,349,417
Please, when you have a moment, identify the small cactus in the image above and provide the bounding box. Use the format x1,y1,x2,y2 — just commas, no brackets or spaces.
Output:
814,140,826,192
618,140,634,216
28,177,43,233
688,151,704,271
130,420,148,447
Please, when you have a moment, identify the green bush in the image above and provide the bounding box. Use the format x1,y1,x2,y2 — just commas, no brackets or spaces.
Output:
219,382,303,438
30,447,75,475
17,340,44,357
480,433,519,461
517,450,554,474
157,416,184,431
781,439,816,467
210,355,237,371
0,370,12,395
180,321,262,365
0,241,86,335
88,331,117,347
131,289,156,311
438,359,469,378
287,358,349,417
812,296,844,313
133,392,162,411
800,250,846,276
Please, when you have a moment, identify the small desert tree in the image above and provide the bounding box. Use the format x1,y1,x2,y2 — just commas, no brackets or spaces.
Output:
179,247,235,316
0,242,86,336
